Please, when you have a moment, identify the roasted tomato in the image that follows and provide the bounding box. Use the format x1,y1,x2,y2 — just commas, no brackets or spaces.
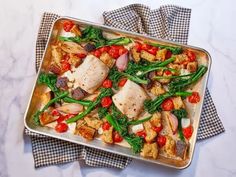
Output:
161,98,174,111
152,125,163,133
51,109,60,116
76,53,87,58
63,20,74,32
165,50,172,59
99,46,110,53
102,122,111,131
136,130,147,138
118,78,127,87
183,125,193,139
147,47,158,55
186,50,196,62
135,42,142,52
113,131,123,143
141,44,152,51
101,97,113,108
188,92,200,103
55,122,68,133
157,135,166,147
102,79,113,88
164,70,172,75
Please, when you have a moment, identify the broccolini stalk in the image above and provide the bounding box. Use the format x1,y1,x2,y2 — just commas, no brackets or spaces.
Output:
127,116,152,125
147,42,183,55
172,109,188,141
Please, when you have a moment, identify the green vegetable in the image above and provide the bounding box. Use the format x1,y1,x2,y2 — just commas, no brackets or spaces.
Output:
169,65,208,92
98,107,108,119
148,42,183,55
59,26,132,48
144,91,192,114
38,73,91,106
33,92,69,125
172,109,188,141
66,88,113,123
127,116,152,125
154,73,194,80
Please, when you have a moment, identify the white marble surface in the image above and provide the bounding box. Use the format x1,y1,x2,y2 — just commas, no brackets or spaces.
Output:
0,0,236,176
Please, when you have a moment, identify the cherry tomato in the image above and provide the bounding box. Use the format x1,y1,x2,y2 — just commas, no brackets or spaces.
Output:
118,47,128,56
61,61,71,71
161,98,174,111
141,44,151,51
157,135,166,147
186,50,196,62
102,122,111,131
63,20,74,32
62,54,70,62
136,130,146,138
147,47,158,55
76,53,87,58
183,125,193,139
135,42,142,52
118,78,127,87
99,46,110,53
102,79,113,88
51,109,60,116
101,96,113,108
92,50,102,58
57,114,74,123
108,47,120,59
164,70,172,75
165,50,172,59
55,122,68,133
113,131,123,143
152,125,163,133
188,92,200,103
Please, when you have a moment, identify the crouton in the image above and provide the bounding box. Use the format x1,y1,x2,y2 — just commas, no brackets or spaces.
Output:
161,111,173,136
161,136,176,157
51,45,62,64
39,111,57,126
158,71,172,84
141,142,158,159
143,121,157,143
155,49,167,61
75,125,96,140
187,61,198,73
131,47,141,62
140,50,155,62
70,25,82,36
172,96,184,110
69,54,82,67
76,119,86,129
102,126,113,144
168,63,181,75
174,54,188,64
150,112,162,127
84,116,103,130
99,52,115,68
150,81,166,96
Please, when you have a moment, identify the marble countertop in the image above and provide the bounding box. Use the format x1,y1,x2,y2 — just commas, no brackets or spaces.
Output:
0,0,236,176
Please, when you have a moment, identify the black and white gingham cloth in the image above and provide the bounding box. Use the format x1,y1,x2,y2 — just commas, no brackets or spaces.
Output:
25,4,225,169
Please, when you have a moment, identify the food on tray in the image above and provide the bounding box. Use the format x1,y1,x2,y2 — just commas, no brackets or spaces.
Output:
32,20,208,161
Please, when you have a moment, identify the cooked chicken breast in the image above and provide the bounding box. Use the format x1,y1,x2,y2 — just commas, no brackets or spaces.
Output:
112,80,148,119
73,55,109,93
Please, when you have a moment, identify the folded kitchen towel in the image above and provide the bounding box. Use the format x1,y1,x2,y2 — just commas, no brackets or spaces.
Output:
25,4,225,169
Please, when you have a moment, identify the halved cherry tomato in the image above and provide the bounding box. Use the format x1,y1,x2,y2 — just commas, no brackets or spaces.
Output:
135,42,142,52
101,96,113,108
136,130,146,138
165,50,172,59
99,46,110,53
51,109,60,116
92,50,102,58
63,20,74,32
102,79,113,88
57,114,74,123
76,53,87,58
186,50,196,62
118,78,127,87
108,47,119,59
55,122,68,133
113,131,123,143
161,98,174,111
157,135,166,147
152,125,163,133
61,61,71,71
147,47,158,55
102,122,111,131
118,47,128,55
188,92,200,103
164,70,172,75
141,44,151,51
183,125,193,139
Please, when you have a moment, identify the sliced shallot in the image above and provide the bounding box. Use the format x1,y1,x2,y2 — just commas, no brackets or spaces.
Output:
115,52,128,72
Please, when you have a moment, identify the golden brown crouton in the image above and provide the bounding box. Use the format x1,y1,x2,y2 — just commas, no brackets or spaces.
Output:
158,71,172,84
131,47,141,62
143,121,157,143
68,54,82,67
141,142,158,159
155,49,167,61
76,119,86,129
187,61,198,73
84,116,103,130
150,112,162,127
99,52,115,68
51,45,62,64
75,125,96,140
161,111,173,136
172,96,185,110
70,25,82,36
168,63,181,75
162,136,176,157
150,82,166,96
102,126,113,144
39,111,58,126
140,50,155,62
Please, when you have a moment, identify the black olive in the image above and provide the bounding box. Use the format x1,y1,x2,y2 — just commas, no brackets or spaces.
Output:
84,43,96,52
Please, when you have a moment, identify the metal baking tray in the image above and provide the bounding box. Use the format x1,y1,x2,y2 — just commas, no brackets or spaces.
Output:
24,16,211,169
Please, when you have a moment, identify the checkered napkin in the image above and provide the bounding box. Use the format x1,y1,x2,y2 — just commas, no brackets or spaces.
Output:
25,4,225,169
